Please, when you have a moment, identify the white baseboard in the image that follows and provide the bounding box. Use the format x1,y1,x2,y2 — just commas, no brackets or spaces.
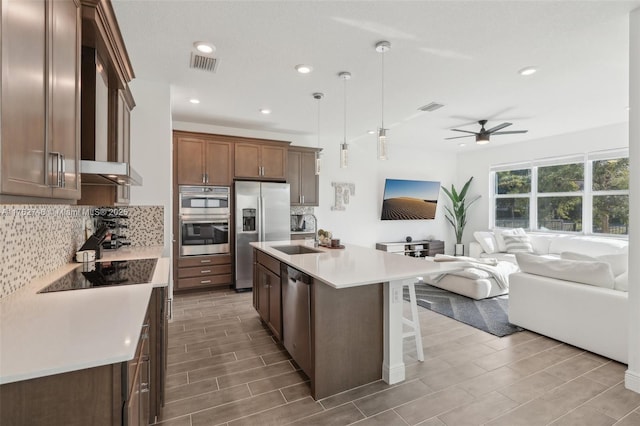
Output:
625,369,640,394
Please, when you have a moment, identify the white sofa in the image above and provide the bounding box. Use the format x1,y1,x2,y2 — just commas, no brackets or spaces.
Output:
470,229,629,363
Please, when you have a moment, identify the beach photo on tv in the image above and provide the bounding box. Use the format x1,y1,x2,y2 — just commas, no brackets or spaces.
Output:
381,179,441,220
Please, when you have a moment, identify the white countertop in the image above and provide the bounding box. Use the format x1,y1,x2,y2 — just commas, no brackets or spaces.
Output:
251,240,459,289
0,246,169,385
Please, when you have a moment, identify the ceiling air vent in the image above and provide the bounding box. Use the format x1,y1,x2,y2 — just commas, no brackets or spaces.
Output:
418,102,445,112
190,53,218,73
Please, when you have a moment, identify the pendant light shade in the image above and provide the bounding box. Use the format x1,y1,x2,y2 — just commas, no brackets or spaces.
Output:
376,41,391,160
313,92,323,175
339,72,351,168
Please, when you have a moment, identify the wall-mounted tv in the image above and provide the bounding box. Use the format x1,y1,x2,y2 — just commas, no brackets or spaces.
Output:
381,179,441,220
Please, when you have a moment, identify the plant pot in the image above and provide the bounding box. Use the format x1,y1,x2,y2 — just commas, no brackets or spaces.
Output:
454,243,464,256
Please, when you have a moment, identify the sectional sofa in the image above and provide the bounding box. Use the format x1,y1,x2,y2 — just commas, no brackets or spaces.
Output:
470,229,629,363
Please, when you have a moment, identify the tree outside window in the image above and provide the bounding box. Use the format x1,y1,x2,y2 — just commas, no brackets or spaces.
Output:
592,158,629,235
537,163,583,232
492,155,628,236
495,169,530,228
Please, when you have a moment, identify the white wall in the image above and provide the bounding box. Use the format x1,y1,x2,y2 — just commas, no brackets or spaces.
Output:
128,79,173,257
456,122,629,245
316,138,457,249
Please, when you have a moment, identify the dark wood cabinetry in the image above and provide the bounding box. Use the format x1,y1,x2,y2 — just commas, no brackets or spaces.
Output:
0,286,168,425
288,146,320,206
77,0,136,206
176,254,233,291
253,250,282,341
252,250,383,400
174,132,233,186
235,141,288,180
0,0,81,200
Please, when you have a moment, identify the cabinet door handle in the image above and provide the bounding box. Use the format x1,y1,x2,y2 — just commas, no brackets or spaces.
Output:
50,152,62,188
201,269,211,274
200,259,212,264
205,173,209,183
301,195,304,204
60,154,66,187
201,279,212,284
202,174,206,184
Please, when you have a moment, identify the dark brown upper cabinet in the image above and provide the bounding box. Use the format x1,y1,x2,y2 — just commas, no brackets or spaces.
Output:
0,0,81,201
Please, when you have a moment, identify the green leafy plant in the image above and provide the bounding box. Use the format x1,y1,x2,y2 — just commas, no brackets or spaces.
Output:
441,177,480,244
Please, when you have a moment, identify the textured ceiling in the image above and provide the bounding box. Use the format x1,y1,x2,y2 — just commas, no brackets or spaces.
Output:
112,0,640,151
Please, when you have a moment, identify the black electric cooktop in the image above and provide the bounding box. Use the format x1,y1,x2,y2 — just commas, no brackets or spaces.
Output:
38,258,158,293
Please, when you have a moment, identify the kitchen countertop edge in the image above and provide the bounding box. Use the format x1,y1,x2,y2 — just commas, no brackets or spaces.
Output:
250,240,461,289
0,245,168,385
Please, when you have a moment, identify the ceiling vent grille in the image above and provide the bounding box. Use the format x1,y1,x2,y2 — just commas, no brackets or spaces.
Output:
190,53,218,73
418,102,445,112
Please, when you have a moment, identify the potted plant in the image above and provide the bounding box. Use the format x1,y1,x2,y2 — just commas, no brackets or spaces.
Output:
441,177,480,256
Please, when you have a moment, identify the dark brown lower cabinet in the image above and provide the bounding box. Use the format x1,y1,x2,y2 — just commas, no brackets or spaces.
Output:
0,288,167,426
252,250,383,400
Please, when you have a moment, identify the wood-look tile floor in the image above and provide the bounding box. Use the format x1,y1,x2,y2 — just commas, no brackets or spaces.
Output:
156,288,640,426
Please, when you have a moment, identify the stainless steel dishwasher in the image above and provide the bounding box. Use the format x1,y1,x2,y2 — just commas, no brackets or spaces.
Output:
281,264,312,377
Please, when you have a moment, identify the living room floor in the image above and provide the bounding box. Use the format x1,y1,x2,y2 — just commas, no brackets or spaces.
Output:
157,289,640,426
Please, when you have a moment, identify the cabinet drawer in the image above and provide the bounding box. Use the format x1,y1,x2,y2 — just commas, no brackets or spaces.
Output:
256,251,280,276
178,254,231,268
177,274,232,290
178,264,231,279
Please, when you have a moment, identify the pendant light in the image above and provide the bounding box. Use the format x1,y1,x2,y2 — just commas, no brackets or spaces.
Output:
313,92,323,175
339,72,351,168
376,41,391,160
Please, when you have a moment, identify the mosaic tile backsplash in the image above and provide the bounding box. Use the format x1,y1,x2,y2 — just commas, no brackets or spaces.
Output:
0,205,164,299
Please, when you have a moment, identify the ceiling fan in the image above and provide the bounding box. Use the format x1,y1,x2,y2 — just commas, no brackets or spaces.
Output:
446,120,528,144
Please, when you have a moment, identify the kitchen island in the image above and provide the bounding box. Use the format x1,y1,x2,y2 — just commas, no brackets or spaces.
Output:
251,239,460,399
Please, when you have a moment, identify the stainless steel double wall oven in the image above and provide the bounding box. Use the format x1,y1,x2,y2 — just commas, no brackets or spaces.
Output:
179,186,230,256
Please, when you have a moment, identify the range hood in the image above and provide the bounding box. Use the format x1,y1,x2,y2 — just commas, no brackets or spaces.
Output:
80,160,143,186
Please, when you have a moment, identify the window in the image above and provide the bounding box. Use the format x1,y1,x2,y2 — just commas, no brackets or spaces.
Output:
537,162,583,232
490,150,628,236
494,169,530,229
592,158,629,235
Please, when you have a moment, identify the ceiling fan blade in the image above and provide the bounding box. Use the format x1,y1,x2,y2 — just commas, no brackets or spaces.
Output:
485,122,512,133
450,129,478,135
492,130,528,135
445,134,474,140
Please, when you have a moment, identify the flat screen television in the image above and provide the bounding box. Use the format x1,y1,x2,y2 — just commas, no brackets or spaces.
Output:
381,179,441,220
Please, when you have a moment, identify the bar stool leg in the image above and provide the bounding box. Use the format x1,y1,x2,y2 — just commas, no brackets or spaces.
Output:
402,281,424,362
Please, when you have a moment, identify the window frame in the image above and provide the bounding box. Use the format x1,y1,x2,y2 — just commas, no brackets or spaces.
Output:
489,149,629,238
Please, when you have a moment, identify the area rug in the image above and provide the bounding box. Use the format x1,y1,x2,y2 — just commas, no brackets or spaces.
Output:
403,283,523,337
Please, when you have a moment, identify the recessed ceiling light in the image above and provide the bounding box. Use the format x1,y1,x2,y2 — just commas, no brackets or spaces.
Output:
626,106,631,111
189,98,200,104
194,42,215,55
260,108,271,115
367,130,376,135
518,66,537,76
458,143,467,147
295,64,313,74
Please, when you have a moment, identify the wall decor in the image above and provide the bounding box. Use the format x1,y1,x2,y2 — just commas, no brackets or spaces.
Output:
331,182,355,211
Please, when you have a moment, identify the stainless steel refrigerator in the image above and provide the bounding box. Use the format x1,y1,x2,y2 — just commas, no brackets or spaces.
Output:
235,181,290,290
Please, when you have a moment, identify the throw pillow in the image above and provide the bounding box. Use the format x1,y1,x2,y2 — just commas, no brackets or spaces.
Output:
473,231,498,254
515,252,615,289
503,234,534,253
560,251,628,277
494,228,526,252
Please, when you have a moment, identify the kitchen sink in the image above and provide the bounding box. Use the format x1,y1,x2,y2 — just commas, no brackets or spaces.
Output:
272,245,322,255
